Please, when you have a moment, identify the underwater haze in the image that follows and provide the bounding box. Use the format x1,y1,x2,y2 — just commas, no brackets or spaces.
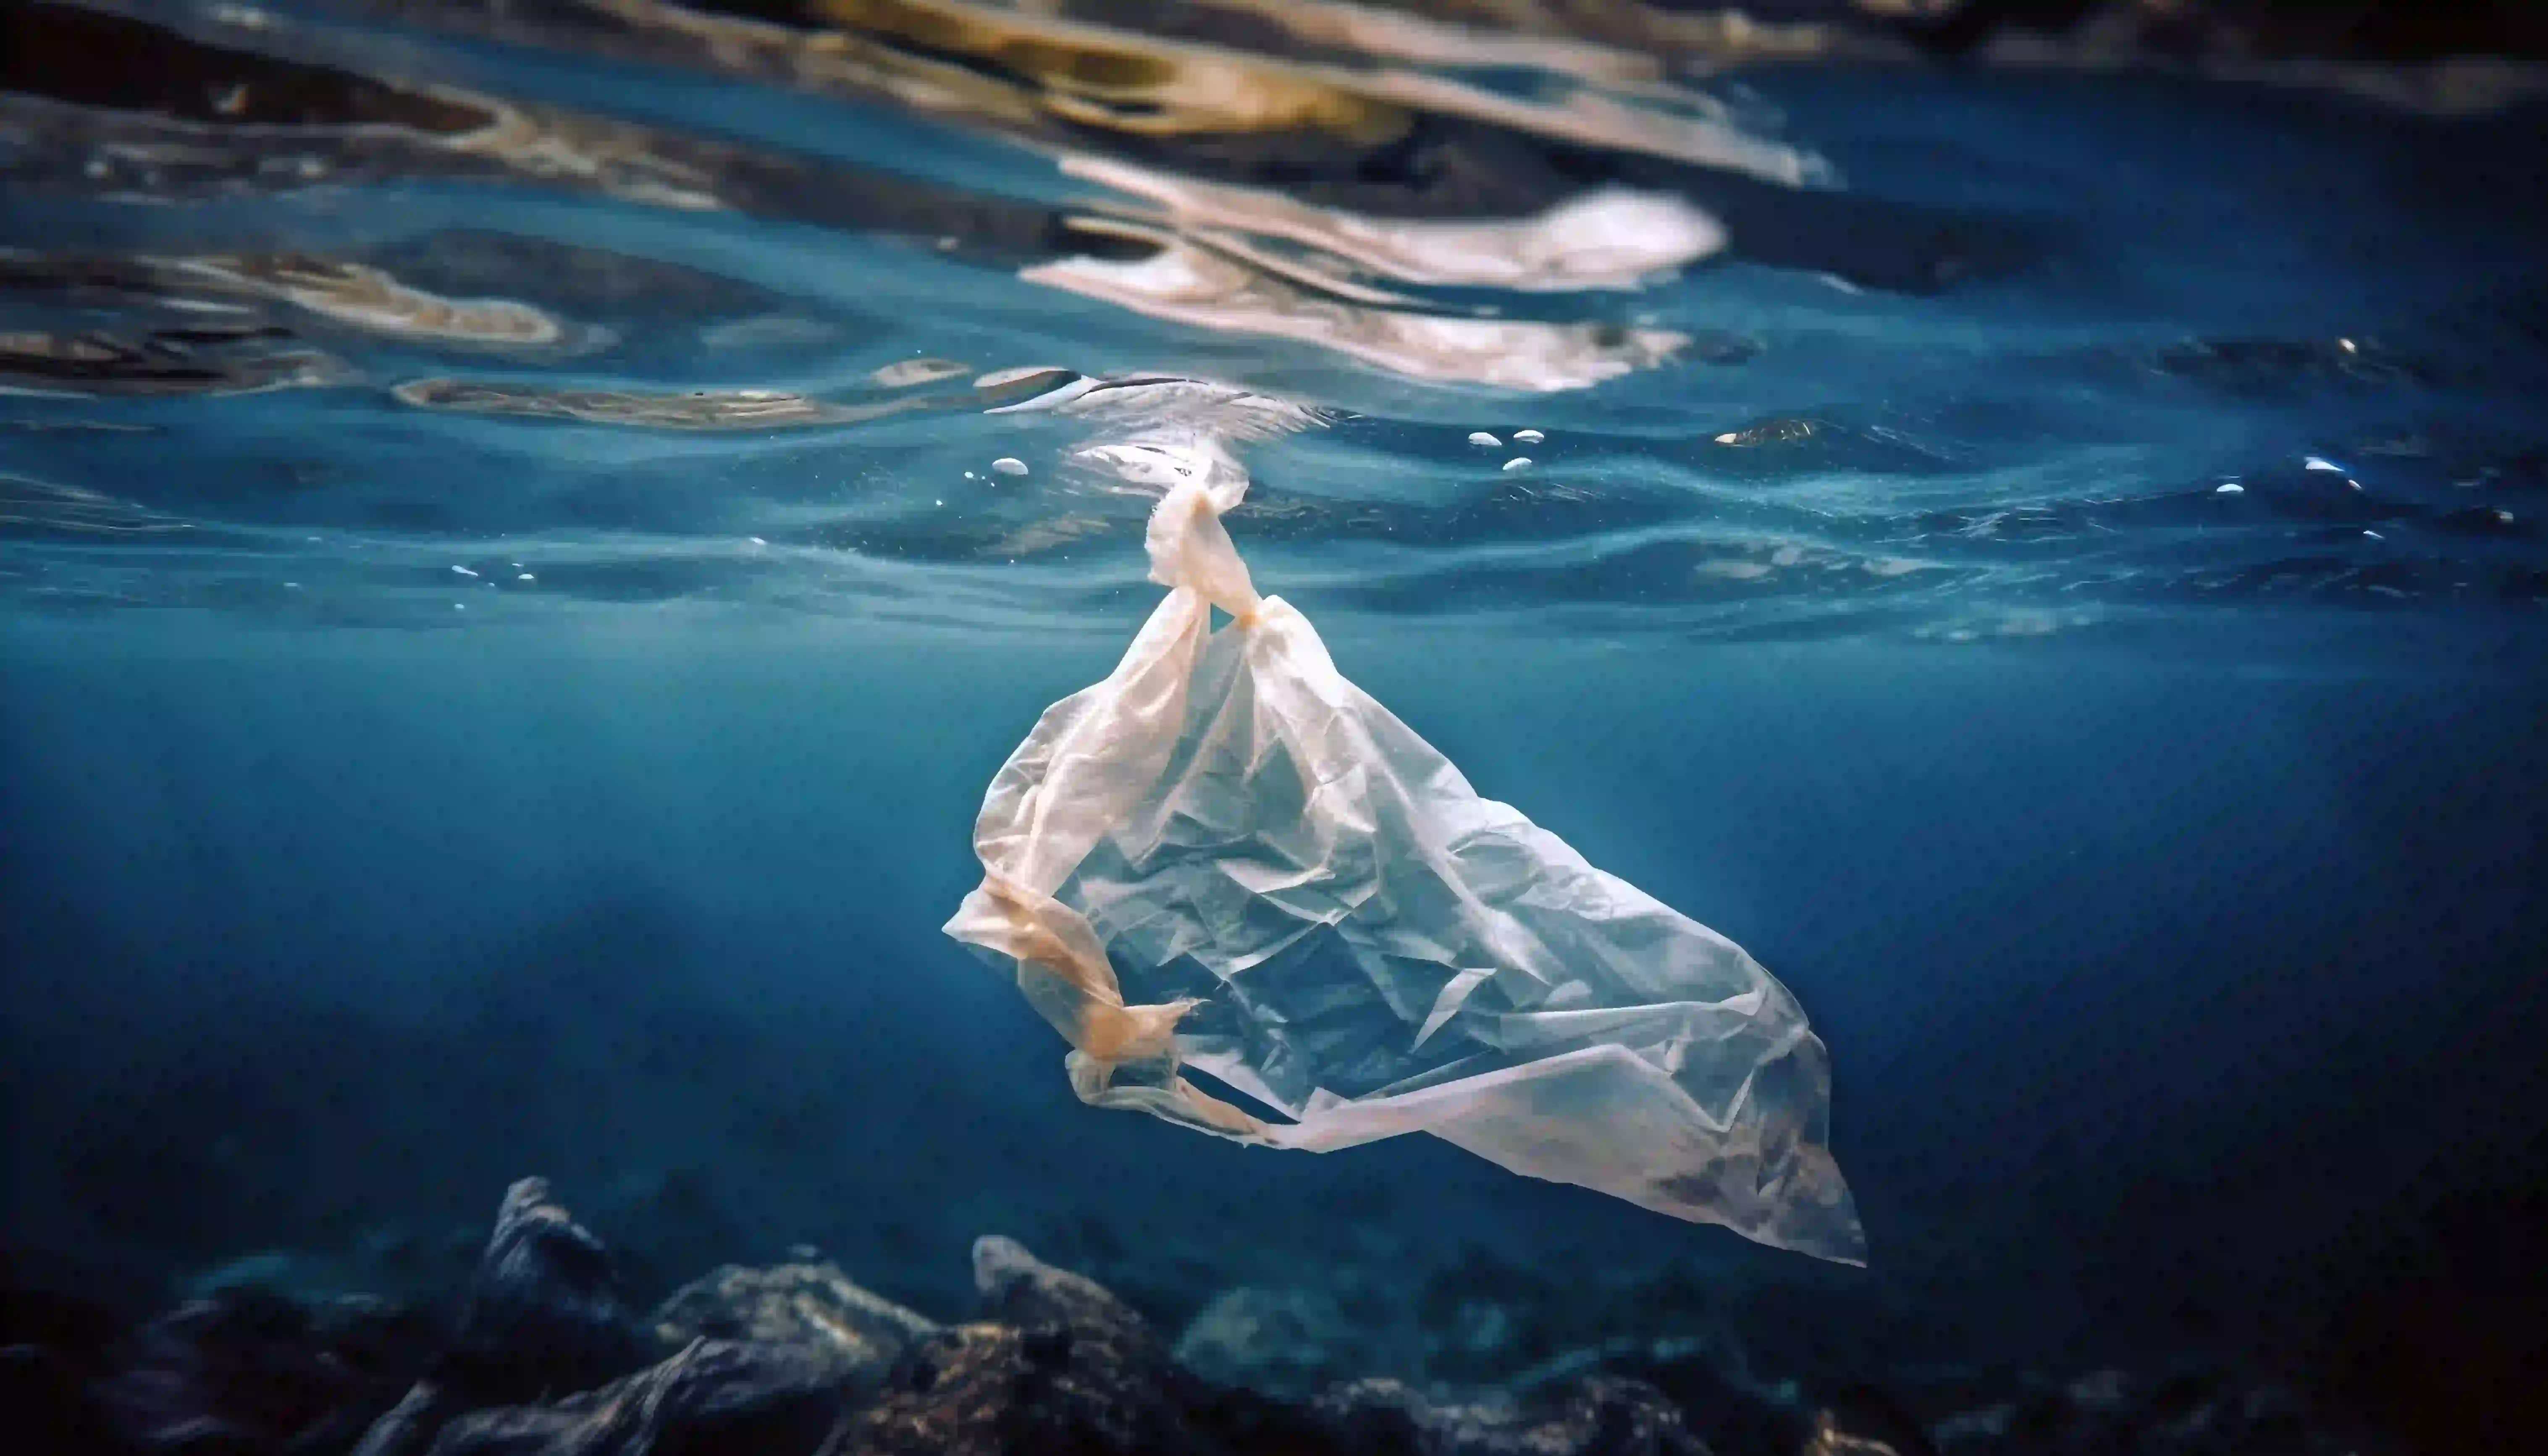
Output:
3,4,2546,1456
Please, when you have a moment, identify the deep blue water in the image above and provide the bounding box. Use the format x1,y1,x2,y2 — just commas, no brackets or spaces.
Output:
3,3,2545,1453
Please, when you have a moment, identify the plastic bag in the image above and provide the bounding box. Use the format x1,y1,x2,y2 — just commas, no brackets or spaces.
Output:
945,462,1863,1264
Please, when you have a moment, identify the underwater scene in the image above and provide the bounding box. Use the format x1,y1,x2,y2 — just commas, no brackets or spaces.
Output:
3,3,2545,1455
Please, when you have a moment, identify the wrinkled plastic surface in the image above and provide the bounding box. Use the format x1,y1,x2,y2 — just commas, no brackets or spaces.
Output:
947,472,1863,1264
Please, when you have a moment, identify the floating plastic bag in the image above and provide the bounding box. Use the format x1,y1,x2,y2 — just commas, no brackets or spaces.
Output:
946,462,1863,1264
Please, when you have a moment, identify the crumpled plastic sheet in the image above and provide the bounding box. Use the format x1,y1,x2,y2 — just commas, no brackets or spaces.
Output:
947,462,1863,1264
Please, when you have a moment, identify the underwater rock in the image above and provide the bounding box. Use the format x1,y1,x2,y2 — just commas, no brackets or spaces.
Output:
25,1195,2377,1456
89,1287,438,1456
1173,1286,1359,1400
421,1338,848,1456
441,1178,652,1404
354,1383,463,1456
1580,1340,1802,1456
651,1261,939,1394
825,1237,1190,1456
969,1236,1155,1339
827,1321,1192,1456
355,1183,863,1456
839,1235,1722,1456
1312,1376,1707,1456
352,1177,661,1454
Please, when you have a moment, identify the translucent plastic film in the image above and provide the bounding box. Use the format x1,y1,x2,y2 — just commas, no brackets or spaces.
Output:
947,462,1863,1264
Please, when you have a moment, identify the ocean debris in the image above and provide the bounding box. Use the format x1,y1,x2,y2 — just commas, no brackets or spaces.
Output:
945,453,1861,1262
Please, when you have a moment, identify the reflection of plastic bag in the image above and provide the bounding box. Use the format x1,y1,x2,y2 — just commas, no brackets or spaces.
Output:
946,469,1863,1264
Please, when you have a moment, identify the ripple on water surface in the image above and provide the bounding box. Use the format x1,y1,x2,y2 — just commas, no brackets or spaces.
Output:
0,0,2540,656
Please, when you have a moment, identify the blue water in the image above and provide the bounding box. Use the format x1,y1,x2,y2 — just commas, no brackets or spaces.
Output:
3,3,2545,1453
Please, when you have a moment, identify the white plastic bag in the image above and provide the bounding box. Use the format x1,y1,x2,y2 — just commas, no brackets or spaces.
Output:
946,464,1863,1264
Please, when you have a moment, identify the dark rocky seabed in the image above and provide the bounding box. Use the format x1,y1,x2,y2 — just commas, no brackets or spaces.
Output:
4,1176,2377,1456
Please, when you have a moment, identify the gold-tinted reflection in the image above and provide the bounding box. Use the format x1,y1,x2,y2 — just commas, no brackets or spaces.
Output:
1159,0,1669,84
10,3,1753,392
810,0,1407,140
162,257,571,348
1141,0,1859,74
594,0,1825,181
